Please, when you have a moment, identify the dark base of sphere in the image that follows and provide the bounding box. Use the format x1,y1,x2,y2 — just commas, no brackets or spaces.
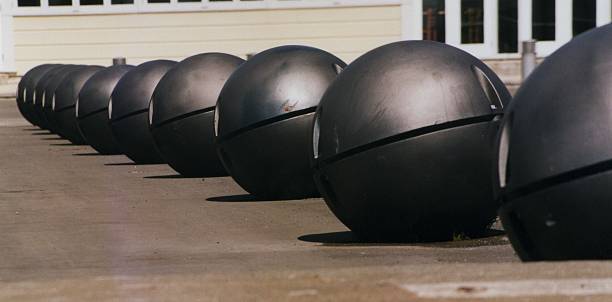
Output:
110,112,165,164
21,104,40,128
56,108,87,145
23,102,47,129
315,120,499,242
78,110,122,155
43,107,63,138
33,106,51,131
16,101,35,126
152,111,227,177
500,170,612,261
218,113,320,200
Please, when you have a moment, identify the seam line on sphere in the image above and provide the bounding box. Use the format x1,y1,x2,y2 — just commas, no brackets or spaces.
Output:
317,114,501,166
55,104,75,113
150,106,215,129
503,159,612,202
216,107,316,143
110,108,149,123
77,107,108,120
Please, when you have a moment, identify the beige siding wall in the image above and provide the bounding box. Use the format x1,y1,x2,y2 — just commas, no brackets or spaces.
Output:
13,5,401,75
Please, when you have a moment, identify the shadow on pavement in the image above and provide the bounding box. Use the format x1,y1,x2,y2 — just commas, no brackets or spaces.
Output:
73,152,103,156
104,162,164,166
104,162,136,166
23,128,50,132
298,229,507,248
207,194,278,203
145,171,227,179
144,174,202,179
298,231,361,244
41,137,65,141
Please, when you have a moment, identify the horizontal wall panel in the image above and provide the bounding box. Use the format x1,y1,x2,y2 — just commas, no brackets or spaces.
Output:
14,5,401,74
14,20,400,46
13,6,400,30
15,36,398,60
15,51,368,72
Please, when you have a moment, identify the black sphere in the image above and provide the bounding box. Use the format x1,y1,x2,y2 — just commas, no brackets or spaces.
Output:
32,65,75,131
312,41,511,241
497,24,612,261
150,53,244,177
54,65,104,145
77,65,134,155
215,45,346,199
109,60,176,164
40,65,88,136
17,64,59,127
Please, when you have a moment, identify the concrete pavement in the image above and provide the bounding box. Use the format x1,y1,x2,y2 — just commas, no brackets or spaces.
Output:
1,98,612,301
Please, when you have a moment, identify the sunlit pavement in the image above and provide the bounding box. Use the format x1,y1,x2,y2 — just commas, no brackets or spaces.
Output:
2,98,611,301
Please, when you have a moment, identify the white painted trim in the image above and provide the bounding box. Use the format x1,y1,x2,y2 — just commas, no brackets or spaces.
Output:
404,0,607,60
0,0,15,72
10,0,402,16
557,0,572,43
596,0,612,26
443,0,498,58
485,0,498,55
461,0,498,58
518,0,571,57
534,0,571,56
401,0,421,40
444,0,460,45
517,0,532,44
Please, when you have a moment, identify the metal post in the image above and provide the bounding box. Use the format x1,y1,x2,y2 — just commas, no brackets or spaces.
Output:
113,57,127,65
521,40,537,81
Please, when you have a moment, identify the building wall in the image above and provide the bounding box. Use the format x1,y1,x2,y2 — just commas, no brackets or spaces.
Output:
12,5,401,75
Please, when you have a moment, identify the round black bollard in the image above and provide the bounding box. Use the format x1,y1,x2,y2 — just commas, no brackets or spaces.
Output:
30,64,67,133
77,65,134,155
40,65,87,137
215,45,346,199
496,24,612,261
53,65,104,145
150,53,244,177
31,64,71,131
312,41,511,241
109,60,176,164
18,64,61,127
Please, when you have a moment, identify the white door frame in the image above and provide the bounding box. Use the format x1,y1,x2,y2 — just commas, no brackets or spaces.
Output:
445,0,498,58
519,0,580,57
403,0,612,59
402,0,503,58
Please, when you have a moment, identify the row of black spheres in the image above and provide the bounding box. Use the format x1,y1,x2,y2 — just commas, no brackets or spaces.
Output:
16,24,612,262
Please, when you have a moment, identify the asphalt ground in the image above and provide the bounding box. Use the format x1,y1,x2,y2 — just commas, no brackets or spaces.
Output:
1,98,612,301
